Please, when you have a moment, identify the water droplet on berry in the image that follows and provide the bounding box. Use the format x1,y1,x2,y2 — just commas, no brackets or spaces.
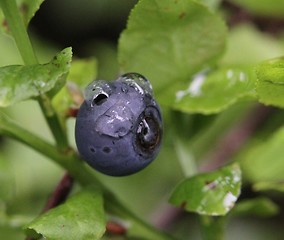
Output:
84,80,112,107
118,73,153,96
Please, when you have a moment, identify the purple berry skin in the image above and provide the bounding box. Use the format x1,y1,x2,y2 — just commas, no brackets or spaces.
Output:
75,73,163,176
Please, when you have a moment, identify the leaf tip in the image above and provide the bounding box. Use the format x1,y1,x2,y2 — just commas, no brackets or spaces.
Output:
24,226,43,239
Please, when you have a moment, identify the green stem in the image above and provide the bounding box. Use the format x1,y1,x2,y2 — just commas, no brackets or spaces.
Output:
0,0,37,65
174,138,197,177
106,195,176,240
0,113,175,240
199,216,226,240
0,0,69,149
0,112,102,187
38,95,69,150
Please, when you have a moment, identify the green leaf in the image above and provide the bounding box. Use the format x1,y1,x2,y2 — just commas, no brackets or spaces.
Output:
25,189,106,240
0,31,23,66
20,0,44,27
256,57,284,108
67,58,97,86
0,155,14,201
229,0,284,17
231,197,279,217
199,216,225,240
240,127,284,187
0,0,44,33
221,24,284,65
52,58,97,117
196,0,222,10
254,181,284,192
169,163,241,216
0,47,72,107
239,127,284,191
172,66,256,114
118,0,227,106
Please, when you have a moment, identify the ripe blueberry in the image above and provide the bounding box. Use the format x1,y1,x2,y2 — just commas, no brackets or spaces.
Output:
75,73,163,176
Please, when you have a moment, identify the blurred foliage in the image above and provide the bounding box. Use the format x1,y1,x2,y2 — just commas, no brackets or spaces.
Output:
229,0,284,17
1,0,284,239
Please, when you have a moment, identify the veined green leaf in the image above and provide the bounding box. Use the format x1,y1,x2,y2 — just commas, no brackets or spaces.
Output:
170,66,256,114
0,47,72,107
25,189,106,240
256,57,284,108
170,163,241,216
118,0,227,105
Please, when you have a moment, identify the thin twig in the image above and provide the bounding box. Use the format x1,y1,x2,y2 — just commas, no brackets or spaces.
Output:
222,1,284,35
41,172,74,213
222,0,253,27
106,221,127,235
199,104,274,172
25,172,74,240
151,203,184,230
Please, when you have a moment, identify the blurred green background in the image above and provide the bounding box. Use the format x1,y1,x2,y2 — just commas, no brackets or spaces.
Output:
1,0,284,239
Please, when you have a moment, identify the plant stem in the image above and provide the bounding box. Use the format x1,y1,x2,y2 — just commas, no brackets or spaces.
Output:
199,104,274,172
42,172,74,213
199,216,226,240
0,0,37,65
0,112,100,186
106,194,177,240
0,0,69,149
0,113,175,240
190,103,252,161
223,0,284,36
26,172,74,240
174,138,197,177
38,95,69,150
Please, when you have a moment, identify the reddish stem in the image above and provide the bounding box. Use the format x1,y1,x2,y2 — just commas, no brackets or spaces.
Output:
25,172,74,240
200,105,274,172
222,1,284,35
42,172,74,213
106,221,127,235
66,108,79,118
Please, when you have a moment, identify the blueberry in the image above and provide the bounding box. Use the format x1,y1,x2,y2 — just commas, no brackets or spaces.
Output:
75,73,163,176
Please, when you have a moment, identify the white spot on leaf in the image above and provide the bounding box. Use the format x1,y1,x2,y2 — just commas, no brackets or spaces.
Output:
239,72,246,82
176,70,208,101
223,192,237,211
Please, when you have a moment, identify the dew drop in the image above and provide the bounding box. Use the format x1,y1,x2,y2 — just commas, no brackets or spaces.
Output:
84,80,112,106
121,83,129,93
118,73,153,96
